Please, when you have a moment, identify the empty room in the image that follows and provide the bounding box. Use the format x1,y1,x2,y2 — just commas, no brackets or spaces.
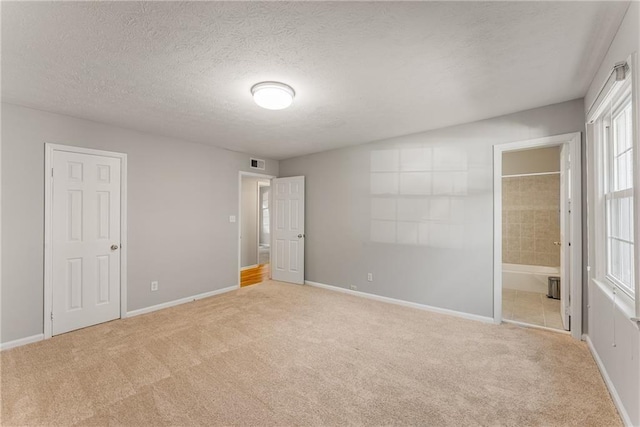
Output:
1,1,639,426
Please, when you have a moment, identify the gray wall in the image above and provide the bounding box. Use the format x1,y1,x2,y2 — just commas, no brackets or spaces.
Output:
280,99,585,318
1,103,278,343
584,2,639,425
240,176,260,268
259,185,270,246
502,146,560,175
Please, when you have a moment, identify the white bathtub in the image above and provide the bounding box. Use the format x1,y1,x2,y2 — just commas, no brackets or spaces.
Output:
502,263,560,294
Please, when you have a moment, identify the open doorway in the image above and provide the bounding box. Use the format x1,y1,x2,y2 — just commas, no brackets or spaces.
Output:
501,146,565,330
494,133,582,339
239,173,273,287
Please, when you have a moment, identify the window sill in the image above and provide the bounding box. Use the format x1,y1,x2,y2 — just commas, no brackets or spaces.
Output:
590,278,638,322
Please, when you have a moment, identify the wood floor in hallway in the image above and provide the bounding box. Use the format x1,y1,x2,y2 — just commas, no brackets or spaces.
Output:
240,263,270,287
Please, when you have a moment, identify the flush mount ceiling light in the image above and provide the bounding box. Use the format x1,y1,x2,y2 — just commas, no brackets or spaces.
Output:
251,81,295,110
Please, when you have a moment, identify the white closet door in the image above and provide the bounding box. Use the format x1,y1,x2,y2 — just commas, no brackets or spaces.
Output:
271,176,305,284
52,150,122,335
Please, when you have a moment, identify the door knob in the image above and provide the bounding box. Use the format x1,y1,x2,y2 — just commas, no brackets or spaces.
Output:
298,234,305,238
553,241,561,246
110,244,119,250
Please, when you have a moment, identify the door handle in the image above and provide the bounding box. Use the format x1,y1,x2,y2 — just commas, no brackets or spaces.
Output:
553,241,561,246
110,244,120,250
298,234,305,239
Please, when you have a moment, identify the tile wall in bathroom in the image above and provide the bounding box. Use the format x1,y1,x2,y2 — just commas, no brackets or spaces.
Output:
502,174,560,266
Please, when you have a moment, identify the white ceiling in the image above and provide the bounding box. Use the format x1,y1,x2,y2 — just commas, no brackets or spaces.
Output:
1,2,629,160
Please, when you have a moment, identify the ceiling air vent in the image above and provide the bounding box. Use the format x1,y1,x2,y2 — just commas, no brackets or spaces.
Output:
250,158,266,170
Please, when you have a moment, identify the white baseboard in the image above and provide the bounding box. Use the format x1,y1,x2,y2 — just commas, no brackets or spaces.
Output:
0,333,44,351
305,280,494,324
0,286,239,351
126,285,239,318
585,335,633,427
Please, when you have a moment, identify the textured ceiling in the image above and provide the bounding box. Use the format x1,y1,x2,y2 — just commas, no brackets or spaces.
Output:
1,1,630,160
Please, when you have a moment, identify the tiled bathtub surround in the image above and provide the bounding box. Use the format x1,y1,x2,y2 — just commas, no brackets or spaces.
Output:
502,174,560,267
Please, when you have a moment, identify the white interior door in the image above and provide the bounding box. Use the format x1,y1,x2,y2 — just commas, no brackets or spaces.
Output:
559,144,571,330
271,176,305,284
52,150,122,335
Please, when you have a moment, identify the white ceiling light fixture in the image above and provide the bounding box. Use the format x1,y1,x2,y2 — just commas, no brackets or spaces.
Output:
251,81,295,110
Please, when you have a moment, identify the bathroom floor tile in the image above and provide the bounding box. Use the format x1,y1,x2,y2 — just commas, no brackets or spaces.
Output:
502,300,515,319
512,312,544,326
502,289,516,301
502,290,566,331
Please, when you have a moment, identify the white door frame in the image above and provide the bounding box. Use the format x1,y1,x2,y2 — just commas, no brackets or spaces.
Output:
238,171,275,285
44,143,128,339
493,132,582,339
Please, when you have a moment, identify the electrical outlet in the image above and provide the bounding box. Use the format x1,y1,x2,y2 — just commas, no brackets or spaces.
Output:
367,273,373,282
151,281,159,291
350,285,357,291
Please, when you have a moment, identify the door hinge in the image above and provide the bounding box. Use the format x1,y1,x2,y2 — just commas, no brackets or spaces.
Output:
51,168,54,177
50,312,54,321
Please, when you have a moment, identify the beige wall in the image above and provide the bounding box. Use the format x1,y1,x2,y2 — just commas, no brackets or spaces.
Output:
503,146,560,175
502,146,561,267
502,175,560,266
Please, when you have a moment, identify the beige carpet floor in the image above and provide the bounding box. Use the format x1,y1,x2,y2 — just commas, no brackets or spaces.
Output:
1,281,621,426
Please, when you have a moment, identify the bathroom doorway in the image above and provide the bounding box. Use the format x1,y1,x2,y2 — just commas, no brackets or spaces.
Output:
239,172,273,287
493,133,582,339
502,146,564,330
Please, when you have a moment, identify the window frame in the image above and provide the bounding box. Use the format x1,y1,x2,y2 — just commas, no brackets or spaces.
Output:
602,92,635,298
588,54,640,320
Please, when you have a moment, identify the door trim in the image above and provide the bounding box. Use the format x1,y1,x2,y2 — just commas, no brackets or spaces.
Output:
493,132,583,340
44,143,128,339
238,171,275,287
